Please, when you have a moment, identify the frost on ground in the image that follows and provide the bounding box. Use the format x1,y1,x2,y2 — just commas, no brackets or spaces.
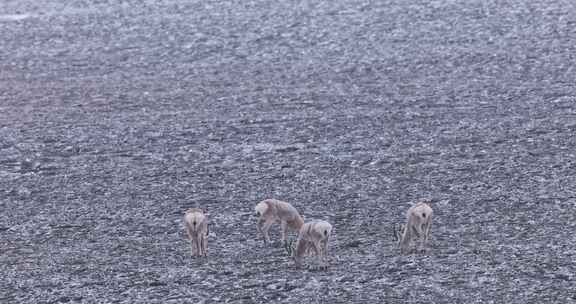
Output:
1,0,575,303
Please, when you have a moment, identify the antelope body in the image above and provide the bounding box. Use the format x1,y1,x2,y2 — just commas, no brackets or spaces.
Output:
293,220,332,269
396,202,433,254
184,208,209,257
255,199,304,245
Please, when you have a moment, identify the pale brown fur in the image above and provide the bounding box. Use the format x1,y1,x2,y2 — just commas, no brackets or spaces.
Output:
184,208,208,257
255,199,304,245
397,202,433,254
293,221,332,269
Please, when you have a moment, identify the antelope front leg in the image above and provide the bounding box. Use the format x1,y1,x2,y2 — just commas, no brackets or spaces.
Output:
261,219,275,246
322,239,329,266
293,239,309,269
399,227,412,254
280,221,289,245
413,222,428,254
420,221,432,253
256,218,267,245
310,243,319,256
312,241,327,270
401,225,418,254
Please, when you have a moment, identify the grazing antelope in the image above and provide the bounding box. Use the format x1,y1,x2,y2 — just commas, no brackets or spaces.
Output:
254,199,304,246
394,202,433,254
293,220,332,269
184,208,209,257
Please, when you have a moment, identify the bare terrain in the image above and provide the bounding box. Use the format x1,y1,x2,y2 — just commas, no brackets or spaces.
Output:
1,0,576,303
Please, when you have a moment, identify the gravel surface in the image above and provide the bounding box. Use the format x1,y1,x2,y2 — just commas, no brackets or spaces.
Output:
1,0,576,303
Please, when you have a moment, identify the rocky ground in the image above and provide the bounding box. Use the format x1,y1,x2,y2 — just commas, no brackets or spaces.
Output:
1,0,576,303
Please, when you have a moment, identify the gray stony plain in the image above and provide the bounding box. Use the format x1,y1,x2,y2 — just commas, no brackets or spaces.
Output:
1,0,576,303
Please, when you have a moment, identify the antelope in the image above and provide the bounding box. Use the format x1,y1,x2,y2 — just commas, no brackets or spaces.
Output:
184,208,209,257
254,199,304,246
394,202,433,254
292,220,333,269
